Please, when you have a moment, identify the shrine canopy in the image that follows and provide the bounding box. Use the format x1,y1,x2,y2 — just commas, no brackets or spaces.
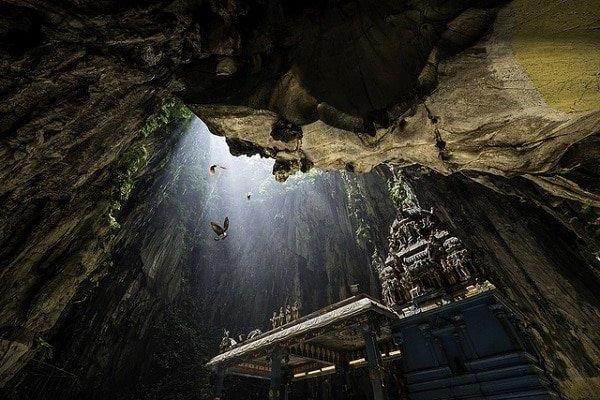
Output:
206,294,401,381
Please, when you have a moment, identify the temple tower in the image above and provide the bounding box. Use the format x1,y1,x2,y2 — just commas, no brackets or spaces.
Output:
372,199,484,310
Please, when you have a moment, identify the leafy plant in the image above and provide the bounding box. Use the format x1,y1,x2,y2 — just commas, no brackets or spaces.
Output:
108,99,193,229
141,99,192,138
341,172,375,249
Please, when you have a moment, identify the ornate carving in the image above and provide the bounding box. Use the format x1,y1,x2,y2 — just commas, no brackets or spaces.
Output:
372,250,405,306
270,300,302,329
247,329,262,340
291,300,301,321
374,200,481,307
207,298,391,367
219,330,237,353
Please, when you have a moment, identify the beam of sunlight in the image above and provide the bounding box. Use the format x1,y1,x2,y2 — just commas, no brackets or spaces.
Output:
167,115,369,334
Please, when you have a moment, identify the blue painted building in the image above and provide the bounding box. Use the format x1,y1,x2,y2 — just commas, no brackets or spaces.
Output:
391,290,561,400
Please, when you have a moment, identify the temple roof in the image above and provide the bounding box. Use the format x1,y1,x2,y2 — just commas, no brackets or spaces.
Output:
206,295,400,379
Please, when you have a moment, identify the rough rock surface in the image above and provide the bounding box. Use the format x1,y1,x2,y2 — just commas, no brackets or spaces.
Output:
191,3,600,209
0,0,599,397
0,0,500,383
0,0,202,384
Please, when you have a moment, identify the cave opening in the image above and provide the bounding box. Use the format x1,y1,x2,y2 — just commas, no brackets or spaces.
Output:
1,111,395,400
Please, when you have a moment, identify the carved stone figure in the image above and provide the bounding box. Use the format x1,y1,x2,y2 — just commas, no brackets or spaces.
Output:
285,305,292,324
373,250,405,306
444,236,475,280
388,276,402,305
219,330,237,352
382,265,402,305
426,232,446,266
270,311,278,329
409,284,421,299
291,301,301,320
247,329,262,340
449,249,471,279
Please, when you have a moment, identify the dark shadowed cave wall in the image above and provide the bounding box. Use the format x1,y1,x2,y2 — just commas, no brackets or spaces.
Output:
2,116,395,400
1,1,599,399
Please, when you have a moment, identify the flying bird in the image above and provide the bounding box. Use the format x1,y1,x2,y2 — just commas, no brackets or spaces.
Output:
209,164,227,175
210,217,229,241
246,192,252,200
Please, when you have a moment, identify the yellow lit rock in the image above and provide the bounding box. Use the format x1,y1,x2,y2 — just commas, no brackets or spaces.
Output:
512,0,600,112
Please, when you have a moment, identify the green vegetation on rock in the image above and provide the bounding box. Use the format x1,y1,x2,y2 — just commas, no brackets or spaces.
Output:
109,100,193,229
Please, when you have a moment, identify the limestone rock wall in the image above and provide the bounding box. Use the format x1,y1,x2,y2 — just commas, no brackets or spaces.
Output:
0,0,599,397
0,0,202,385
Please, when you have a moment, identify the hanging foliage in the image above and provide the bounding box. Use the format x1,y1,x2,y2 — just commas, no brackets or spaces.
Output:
386,165,418,209
109,99,193,229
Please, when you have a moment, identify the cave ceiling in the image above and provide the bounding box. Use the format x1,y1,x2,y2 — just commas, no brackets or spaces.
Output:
1,0,598,205
175,0,600,207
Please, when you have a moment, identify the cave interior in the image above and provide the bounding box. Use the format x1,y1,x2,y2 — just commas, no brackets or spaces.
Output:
0,1,599,400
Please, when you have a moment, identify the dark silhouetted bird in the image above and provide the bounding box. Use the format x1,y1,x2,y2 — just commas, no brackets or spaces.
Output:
210,217,229,240
246,192,252,200
209,164,227,175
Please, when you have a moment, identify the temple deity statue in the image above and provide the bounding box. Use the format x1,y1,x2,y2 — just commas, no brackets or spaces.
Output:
426,232,445,265
219,330,237,352
409,283,421,299
371,250,385,270
444,237,476,280
384,253,395,269
270,311,278,329
372,249,404,306
291,301,301,320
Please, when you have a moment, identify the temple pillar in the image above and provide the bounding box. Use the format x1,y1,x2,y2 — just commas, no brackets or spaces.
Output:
385,363,405,400
419,323,447,366
213,369,225,400
282,367,292,400
490,303,527,351
269,347,285,400
452,313,478,360
334,355,350,400
363,322,388,400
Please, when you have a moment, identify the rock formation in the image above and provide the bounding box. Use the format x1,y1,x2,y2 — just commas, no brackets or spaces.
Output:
1,118,394,399
0,0,599,398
